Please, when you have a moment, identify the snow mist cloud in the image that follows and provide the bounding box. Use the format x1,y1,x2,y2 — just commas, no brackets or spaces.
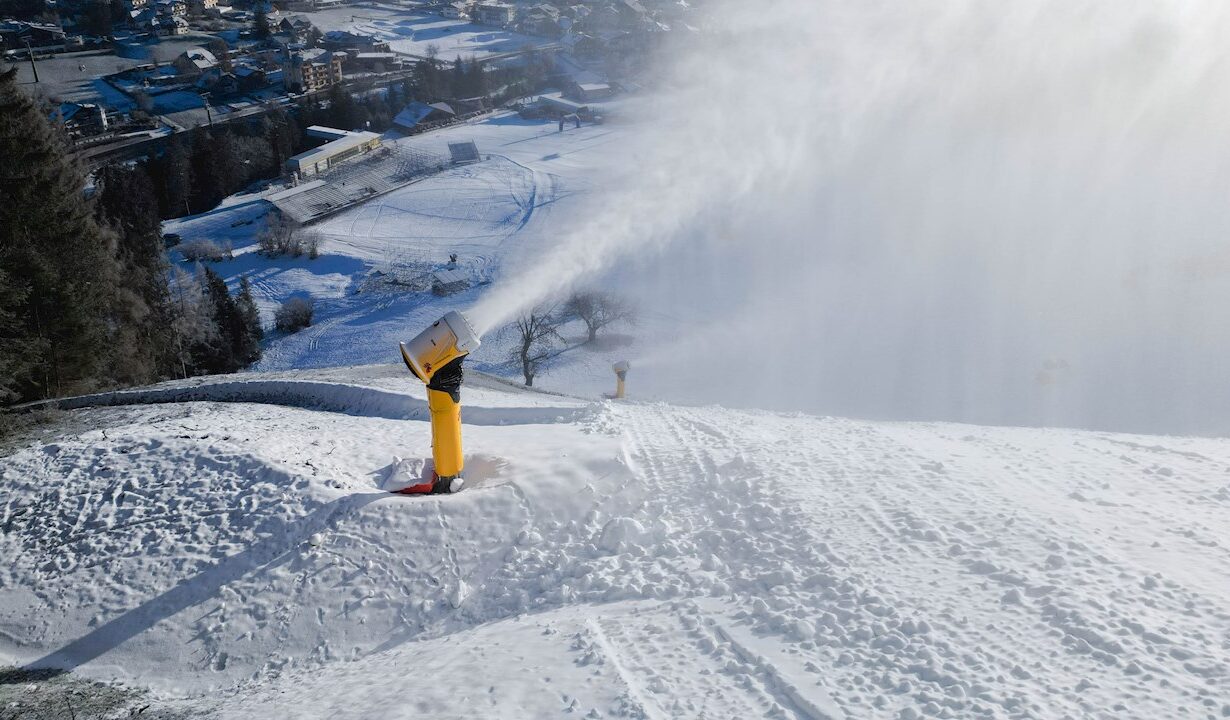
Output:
472,0,1230,435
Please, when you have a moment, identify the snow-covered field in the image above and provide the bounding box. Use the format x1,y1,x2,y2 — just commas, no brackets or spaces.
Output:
300,5,552,59
3,370,1229,718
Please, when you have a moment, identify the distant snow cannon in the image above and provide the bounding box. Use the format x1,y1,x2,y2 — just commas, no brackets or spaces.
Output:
611,360,630,399
397,311,481,494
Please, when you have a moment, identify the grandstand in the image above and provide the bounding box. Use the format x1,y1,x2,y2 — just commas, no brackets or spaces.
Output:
267,142,450,225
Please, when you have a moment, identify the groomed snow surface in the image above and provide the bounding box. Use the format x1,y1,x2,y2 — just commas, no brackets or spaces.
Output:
2,369,1230,719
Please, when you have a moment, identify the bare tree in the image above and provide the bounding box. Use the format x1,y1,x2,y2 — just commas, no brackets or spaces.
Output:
566,291,635,342
258,214,297,256
509,304,563,387
304,229,323,259
275,296,314,332
259,214,323,258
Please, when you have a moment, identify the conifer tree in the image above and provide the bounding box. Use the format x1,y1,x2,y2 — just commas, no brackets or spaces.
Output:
0,67,125,400
170,266,220,377
95,163,177,381
0,266,41,403
467,57,487,97
160,136,192,217
452,56,466,97
253,8,271,40
189,129,242,213
235,275,263,366
201,267,243,373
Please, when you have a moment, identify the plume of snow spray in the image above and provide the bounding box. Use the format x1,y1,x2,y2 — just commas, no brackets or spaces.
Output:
474,0,1230,434
465,4,822,335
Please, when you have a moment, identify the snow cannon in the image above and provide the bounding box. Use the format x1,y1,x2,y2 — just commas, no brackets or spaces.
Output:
397,311,481,494
612,360,630,399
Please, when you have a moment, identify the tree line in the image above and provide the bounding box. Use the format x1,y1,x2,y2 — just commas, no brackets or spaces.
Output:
0,67,262,407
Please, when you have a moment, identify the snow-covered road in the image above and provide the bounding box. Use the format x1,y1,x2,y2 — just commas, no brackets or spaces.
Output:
2,373,1228,718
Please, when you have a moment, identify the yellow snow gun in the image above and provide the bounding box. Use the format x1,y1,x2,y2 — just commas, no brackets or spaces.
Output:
611,360,630,399
398,311,481,494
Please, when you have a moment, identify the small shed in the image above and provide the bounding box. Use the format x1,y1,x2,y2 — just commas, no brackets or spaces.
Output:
431,268,469,296
448,141,480,164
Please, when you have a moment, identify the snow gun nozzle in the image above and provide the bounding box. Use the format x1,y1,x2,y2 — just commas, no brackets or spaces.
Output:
399,311,481,384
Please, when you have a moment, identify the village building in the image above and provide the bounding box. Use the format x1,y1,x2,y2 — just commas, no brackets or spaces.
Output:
50,102,107,139
471,2,515,27
187,0,218,16
562,31,604,60
440,1,469,19
155,0,188,18
320,30,390,53
173,47,218,76
392,101,456,133
282,48,343,92
232,62,269,91
285,126,382,177
350,52,403,73
285,0,342,10
517,3,561,36
0,20,66,50
564,80,613,103
277,14,314,38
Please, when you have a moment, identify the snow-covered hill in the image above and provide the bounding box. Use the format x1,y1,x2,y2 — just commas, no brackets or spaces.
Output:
3,369,1228,718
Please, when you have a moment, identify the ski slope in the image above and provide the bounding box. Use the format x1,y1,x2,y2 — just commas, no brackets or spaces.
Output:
2,369,1228,718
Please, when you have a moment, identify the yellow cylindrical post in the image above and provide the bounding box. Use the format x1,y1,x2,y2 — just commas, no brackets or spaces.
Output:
427,387,464,479
612,360,630,400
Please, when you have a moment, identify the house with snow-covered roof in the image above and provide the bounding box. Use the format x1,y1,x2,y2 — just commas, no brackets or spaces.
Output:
50,102,108,138
173,47,218,75
393,101,456,133
471,2,515,27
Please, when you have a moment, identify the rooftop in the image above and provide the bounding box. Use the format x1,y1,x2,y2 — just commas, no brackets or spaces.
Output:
288,130,381,168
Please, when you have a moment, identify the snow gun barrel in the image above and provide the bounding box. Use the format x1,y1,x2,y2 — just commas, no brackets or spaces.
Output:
397,311,481,494
399,310,481,384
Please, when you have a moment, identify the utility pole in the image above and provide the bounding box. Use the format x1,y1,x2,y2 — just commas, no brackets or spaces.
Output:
200,94,213,126
24,40,39,83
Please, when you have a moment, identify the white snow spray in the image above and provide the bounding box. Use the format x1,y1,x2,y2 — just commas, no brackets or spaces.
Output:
471,0,1230,435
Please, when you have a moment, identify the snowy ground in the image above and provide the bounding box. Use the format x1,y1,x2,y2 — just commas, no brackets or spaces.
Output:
299,5,553,60
2,370,1229,718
